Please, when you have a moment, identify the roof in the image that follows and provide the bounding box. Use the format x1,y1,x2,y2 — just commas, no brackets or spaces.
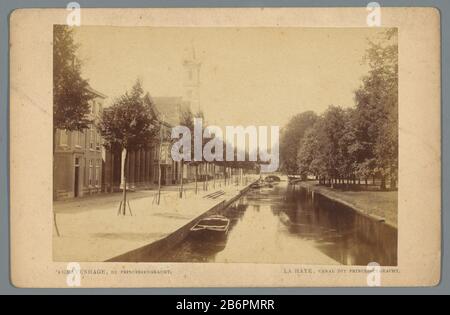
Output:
86,86,107,99
151,97,184,126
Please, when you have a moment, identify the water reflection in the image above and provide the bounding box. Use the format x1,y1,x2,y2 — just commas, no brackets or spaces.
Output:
157,183,398,266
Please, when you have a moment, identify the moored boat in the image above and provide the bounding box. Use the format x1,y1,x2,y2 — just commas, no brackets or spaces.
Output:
190,215,230,240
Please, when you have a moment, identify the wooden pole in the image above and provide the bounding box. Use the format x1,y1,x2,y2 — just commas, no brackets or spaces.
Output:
179,162,184,198
213,164,216,189
157,115,165,205
195,164,198,194
122,149,129,215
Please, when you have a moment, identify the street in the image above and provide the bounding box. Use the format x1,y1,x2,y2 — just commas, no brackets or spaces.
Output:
53,178,256,262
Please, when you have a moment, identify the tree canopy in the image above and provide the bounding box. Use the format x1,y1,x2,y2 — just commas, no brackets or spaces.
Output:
284,30,398,190
53,25,94,132
97,80,159,152
279,111,318,174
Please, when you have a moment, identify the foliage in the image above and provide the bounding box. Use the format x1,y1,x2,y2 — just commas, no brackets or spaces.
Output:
354,30,398,186
97,80,159,152
53,25,94,132
178,106,195,163
279,111,318,173
289,30,398,190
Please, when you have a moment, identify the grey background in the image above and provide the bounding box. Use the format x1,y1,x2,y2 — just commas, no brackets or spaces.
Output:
0,0,448,295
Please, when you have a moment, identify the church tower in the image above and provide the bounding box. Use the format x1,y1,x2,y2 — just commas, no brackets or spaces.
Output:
183,46,201,114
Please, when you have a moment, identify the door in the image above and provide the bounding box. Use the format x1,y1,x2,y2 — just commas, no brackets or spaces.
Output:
161,167,166,185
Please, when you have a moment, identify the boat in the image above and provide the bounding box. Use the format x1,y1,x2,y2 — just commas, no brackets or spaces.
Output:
251,183,263,189
190,215,230,240
251,181,275,190
265,175,281,182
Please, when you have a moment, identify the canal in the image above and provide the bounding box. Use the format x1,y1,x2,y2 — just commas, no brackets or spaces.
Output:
157,182,398,266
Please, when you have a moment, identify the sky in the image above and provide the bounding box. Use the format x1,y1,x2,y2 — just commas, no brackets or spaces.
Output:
74,27,384,128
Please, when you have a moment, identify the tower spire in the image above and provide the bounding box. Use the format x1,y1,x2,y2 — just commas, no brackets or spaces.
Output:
183,43,201,114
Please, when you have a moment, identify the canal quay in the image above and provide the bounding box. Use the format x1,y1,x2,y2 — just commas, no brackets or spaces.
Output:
53,177,259,262
54,177,397,266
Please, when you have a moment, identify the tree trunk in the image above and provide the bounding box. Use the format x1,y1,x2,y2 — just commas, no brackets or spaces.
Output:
213,164,216,189
201,164,205,191
53,128,60,237
205,163,209,191
195,165,198,194
157,153,162,205
179,163,184,198
110,153,115,193
390,173,397,190
380,177,386,191
122,150,129,215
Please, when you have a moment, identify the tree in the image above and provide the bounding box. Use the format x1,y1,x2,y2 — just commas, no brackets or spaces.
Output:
297,126,320,179
338,108,358,187
280,111,318,174
354,30,398,190
177,106,195,198
288,30,398,192
320,106,347,187
191,110,207,194
53,25,95,236
53,25,94,144
97,80,159,215
297,106,349,186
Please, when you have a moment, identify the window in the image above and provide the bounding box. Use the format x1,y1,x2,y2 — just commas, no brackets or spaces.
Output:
59,130,68,146
80,130,84,147
75,131,81,147
96,131,101,150
92,101,96,114
89,160,93,186
95,160,100,186
84,158,87,185
90,127,95,150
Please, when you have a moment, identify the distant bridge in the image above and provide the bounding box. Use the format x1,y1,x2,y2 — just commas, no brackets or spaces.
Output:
260,172,287,182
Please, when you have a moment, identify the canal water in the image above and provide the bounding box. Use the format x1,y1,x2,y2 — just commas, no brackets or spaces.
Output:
157,182,398,266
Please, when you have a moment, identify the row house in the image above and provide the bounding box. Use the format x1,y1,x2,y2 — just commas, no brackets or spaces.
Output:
102,97,196,192
54,90,223,200
53,87,107,200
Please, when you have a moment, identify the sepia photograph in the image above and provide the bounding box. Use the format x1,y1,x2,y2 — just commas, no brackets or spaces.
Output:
8,7,441,289
52,26,398,266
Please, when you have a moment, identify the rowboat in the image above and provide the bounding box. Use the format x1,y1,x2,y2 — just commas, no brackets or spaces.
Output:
190,215,230,240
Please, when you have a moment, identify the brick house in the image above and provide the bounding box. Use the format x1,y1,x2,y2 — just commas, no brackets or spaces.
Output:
53,87,107,200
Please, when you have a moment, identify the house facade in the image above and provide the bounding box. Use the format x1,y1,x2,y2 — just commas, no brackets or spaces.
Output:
53,88,107,200
102,97,189,192
54,47,218,199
